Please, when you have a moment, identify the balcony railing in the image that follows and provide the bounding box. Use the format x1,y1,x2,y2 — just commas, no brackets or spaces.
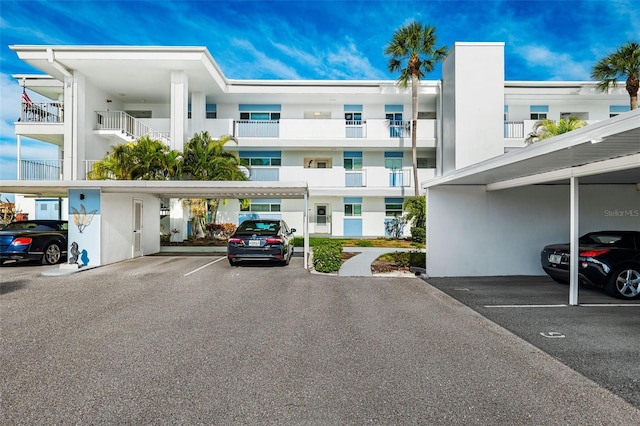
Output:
504,121,525,138
20,102,63,123
345,170,366,187
20,160,62,180
96,111,170,144
345,120,365,138
389,120,410,138
235,120,279,137
389,169,412,187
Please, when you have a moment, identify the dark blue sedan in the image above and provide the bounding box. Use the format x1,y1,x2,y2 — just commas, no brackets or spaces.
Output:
227,219,296,266
0,220,68,265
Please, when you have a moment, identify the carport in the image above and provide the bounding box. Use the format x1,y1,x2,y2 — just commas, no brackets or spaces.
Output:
424,109,640,305
0,180,311,269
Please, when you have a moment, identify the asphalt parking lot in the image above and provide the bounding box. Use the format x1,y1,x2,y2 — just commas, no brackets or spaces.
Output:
2,257,639,424
425,276,640,410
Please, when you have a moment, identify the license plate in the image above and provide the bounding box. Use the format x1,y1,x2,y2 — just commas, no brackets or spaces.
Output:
249,240,261,247
548,254,563,264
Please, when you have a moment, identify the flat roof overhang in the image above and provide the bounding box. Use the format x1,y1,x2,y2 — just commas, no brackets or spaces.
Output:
423,109,640,191
0,180,309,199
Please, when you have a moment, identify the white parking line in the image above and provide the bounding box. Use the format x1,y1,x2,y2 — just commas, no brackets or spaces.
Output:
485,303,639,308
184,257,226,276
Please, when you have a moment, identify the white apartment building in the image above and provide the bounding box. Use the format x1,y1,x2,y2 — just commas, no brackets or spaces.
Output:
4,42,638,290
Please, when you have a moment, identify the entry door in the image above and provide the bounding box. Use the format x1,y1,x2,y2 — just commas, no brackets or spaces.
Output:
315,204,329,234
133,199,143,258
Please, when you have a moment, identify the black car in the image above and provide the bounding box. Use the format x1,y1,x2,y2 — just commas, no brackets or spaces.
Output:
227,219,296,266
0,220,68,265
541,230,640,300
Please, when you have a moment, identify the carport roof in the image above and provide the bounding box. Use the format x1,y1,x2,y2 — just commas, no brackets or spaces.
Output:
424,109,640,191
0,180,309,199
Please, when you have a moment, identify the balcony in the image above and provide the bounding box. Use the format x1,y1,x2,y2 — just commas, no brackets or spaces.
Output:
20,102,64,123
96,111,170,145
20,160,62,180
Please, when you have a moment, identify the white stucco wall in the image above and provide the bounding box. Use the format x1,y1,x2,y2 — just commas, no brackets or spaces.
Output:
426,184,640,277
101,193,160,265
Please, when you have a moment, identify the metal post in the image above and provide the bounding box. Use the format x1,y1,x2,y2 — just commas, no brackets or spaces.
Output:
303,192,309,270
569,176,579,306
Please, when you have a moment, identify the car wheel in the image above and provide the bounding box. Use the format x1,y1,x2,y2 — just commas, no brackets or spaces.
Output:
42,243,62,265
605,266,640,300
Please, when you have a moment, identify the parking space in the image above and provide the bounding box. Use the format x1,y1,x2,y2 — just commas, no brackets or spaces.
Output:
2,258,639,422
425,276,640,409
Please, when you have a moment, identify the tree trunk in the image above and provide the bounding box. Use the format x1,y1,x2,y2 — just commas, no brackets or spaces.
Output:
411,73,419,196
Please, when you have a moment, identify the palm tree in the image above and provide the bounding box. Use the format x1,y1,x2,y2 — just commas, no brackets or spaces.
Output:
182,131,248,227
592,41,640,110
525,117,587,145
88,136,182,180
385,21,448,196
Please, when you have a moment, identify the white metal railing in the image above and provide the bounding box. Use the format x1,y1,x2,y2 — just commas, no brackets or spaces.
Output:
20,102,64,123
248,167,279,181
345,120,365,138
389,120,410,138
235,120,279,137
96,111,171,145
389,168,412,187
20,159,62,180
345,170,366,187
504,121,525,138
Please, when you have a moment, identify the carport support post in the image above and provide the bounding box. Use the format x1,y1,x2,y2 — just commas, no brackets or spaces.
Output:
303,192,309,269
569,176,579,306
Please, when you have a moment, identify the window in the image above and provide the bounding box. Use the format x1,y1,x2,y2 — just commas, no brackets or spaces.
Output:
386,105,404,137
384,152,403,170
385,198,404,217
343,151,362,170
530,105,548,120
417,157,436,168
241,199,281,212
344,197,362,217
239,104,281,121
610,105,630,117
206,104,217,119
504,105,508,121
239,151,281,167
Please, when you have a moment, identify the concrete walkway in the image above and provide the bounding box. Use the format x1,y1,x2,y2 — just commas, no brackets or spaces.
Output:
339,246,418,277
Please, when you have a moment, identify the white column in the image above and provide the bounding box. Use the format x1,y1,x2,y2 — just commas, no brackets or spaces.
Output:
569,176,579,306
65,75,76,180
16,135,22,180
190,91,206,137
170,71,189,152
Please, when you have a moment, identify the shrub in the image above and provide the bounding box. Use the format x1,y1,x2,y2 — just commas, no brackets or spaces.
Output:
409,251,426,268
205,222,237,239
313,241,343,273
356,240,373,247
392,251,411,267
410,226,425,244
385,216,406,239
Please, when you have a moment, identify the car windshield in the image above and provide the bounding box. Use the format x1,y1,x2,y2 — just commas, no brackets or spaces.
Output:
236,221,280,235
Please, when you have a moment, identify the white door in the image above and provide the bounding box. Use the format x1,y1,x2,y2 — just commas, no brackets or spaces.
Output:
315,204,330,234
133,199,143,258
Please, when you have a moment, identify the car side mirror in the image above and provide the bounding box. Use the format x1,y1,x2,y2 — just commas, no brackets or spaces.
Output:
290,228,297,234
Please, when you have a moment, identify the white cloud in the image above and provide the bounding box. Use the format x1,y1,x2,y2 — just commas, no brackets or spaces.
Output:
515,45,592,80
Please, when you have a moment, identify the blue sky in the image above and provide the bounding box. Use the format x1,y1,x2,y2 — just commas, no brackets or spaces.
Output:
1,0,638,190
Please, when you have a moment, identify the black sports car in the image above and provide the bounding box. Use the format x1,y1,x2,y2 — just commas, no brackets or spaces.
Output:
541,230,640,300
227,219,296,266
0,220,68,265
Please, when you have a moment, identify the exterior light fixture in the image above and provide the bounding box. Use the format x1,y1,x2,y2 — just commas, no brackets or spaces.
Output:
590,137,604,144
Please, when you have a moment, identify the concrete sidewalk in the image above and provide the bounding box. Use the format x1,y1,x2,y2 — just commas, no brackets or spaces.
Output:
339,246,419,277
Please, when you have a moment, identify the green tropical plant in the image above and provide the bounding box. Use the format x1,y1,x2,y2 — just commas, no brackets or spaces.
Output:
385,21,448,196
525,117,587,145
592,41,640,110
403,196,426,243
88,135,182,180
